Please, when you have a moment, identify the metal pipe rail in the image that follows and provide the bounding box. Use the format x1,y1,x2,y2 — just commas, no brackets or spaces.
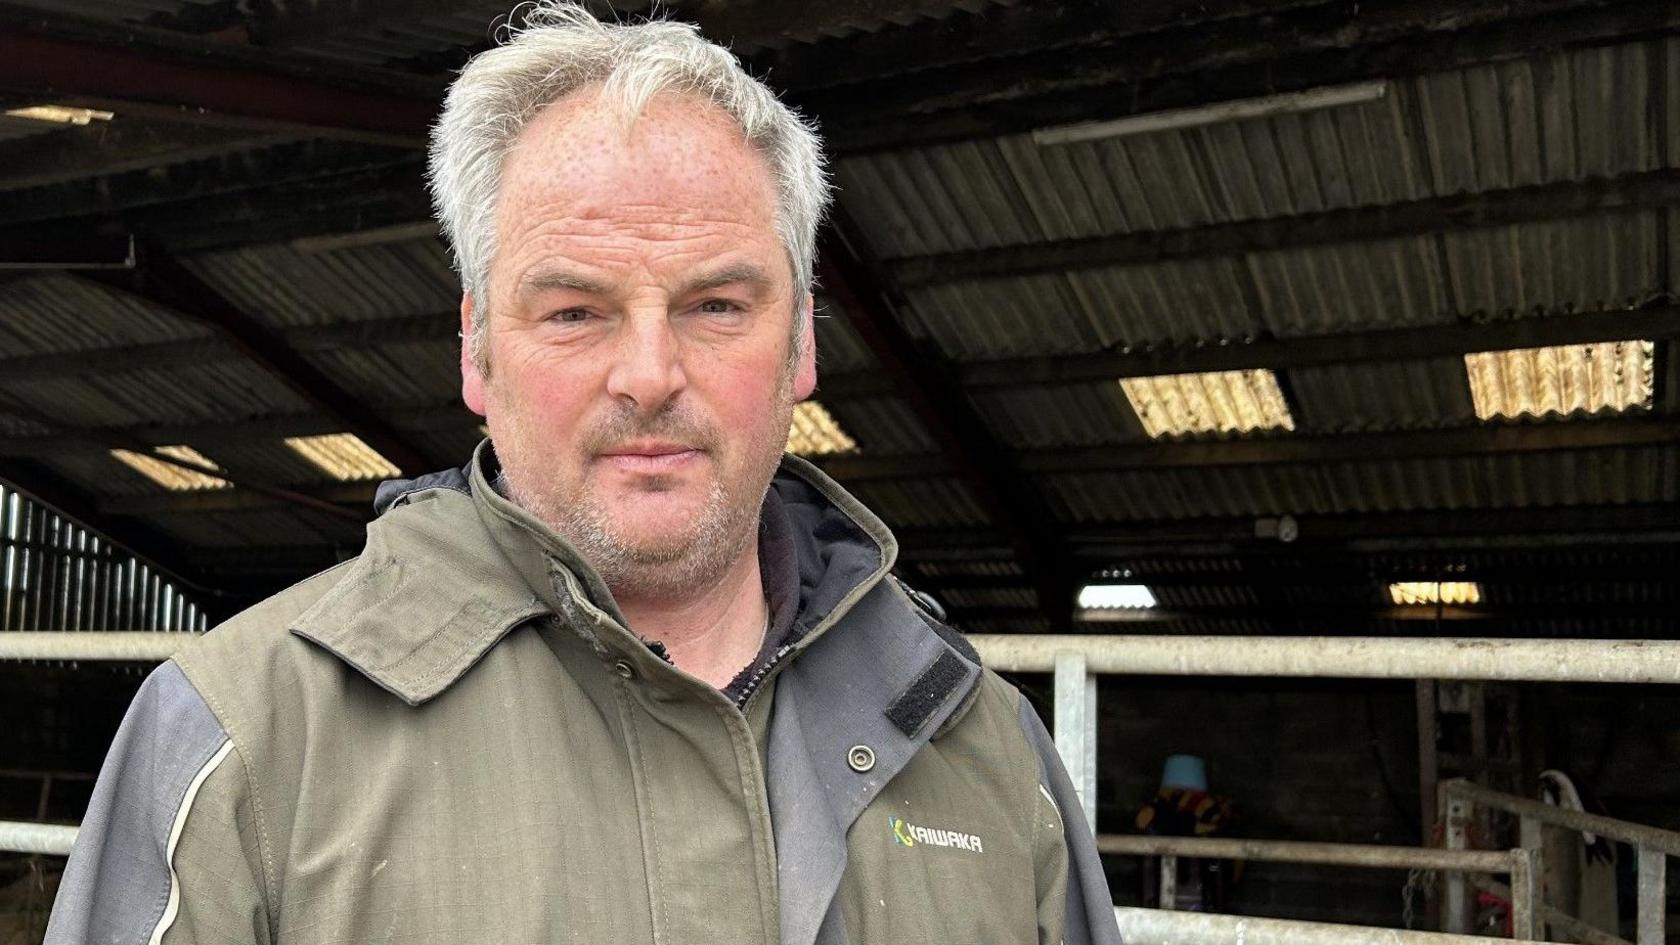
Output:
0,820,76,856
0,631,192,662
1444,780,1680,857
1441,779,1676,945
1113,907,1561,945
971,635,1680,683
1096,833,1519,873
6,633,1680,683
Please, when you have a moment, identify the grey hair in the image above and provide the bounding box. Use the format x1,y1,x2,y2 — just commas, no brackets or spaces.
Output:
427,1,832,372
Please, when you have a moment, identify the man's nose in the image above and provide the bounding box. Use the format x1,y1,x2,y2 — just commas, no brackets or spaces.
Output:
604,310,688,411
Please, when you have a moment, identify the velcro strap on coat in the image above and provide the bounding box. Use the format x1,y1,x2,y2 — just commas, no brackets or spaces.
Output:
885,648,968,737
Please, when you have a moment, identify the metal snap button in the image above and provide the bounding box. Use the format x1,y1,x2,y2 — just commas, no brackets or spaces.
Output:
847,744,876,773
613,659,635,679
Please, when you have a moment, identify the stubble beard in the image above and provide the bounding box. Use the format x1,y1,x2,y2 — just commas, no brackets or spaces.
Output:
491,363,795,600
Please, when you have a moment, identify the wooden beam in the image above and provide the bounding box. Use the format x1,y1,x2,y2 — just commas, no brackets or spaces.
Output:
944,601,1680,623
897,504,1680,558
808,0,1679,153
0,18,436,146
0,312,456,382
754,0,1327,91
90,247,438,476
822,307,1680,396
0,338,225,380
815,414,1680,480
132,162,433,254
101,482,376,517
0,404,479,459
821,212,1078,623
917,555,1680,589
0,141,417,229
888,169,1680,286
0,118,267,191
0,233,134,270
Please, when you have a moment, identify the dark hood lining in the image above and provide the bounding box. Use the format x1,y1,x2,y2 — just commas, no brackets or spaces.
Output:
770,472,885,639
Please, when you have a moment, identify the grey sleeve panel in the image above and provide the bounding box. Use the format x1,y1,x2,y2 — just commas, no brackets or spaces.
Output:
44,660,235,945
1018,697,1124,945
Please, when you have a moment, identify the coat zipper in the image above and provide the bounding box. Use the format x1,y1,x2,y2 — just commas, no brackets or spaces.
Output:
733,642,793,710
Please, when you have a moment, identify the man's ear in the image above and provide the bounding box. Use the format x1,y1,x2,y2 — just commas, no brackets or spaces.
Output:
460,296,488,416
793,294,817,401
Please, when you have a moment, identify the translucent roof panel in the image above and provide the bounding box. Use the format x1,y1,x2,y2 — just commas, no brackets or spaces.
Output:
1464,340,1654,421
1388,581,1483,606
283,433,401,482
787,401,858,456
1120,369,1296,438
111,445,229,491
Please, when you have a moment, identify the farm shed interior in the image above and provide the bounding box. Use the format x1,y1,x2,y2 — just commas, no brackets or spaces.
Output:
0,0,1678,939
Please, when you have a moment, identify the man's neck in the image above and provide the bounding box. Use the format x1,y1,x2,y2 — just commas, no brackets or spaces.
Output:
613,546,768,689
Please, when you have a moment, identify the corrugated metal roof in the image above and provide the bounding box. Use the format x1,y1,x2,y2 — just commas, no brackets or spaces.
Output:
0,274,209,357
892,212,1659,366
837,42,1664,259
0,115,76,145
1443,214,1663,316
940,586,1037,610
1041,447,1680,522
0,362,311,428
1246,237,1449,336
812,298,882,372
303,341,459,409
186,239,459,330
1287,359,1477,433
844,477,989,527
819,397,936,455
913,560,1024,578
971,383,1146,448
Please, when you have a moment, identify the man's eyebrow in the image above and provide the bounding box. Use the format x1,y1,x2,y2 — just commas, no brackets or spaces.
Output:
517,268,613,297
679,264,773,296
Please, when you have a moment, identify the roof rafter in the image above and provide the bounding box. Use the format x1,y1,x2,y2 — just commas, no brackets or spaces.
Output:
815,414,1680,480
821,306,1680,397
888,168,1680,286
0,311,457,381
82,247,439,477
821,212,1081,624
809,0,1679,152
899,503,1680,556
0,11,435,145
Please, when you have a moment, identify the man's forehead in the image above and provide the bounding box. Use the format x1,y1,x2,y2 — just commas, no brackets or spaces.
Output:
501,88,776,215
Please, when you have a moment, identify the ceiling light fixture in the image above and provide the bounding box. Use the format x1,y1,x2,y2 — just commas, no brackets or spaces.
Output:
4,105,115,126
1032,79,1390,146
1077,583,1158,610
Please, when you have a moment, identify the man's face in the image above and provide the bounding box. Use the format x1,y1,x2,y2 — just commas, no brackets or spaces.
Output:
461,88,816,596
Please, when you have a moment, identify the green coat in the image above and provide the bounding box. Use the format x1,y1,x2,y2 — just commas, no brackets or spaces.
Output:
46,446,1119,945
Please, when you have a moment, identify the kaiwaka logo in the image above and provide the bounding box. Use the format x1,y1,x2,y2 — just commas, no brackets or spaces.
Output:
888,815,984,853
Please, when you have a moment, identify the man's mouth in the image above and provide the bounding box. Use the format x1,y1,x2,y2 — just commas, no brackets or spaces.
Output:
598,441,703,473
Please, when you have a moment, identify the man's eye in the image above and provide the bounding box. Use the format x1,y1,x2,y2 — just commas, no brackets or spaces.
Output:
551,309,592,323
697,299,740,315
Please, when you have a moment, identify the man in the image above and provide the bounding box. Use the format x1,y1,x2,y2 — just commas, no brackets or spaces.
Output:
46,5,1119,944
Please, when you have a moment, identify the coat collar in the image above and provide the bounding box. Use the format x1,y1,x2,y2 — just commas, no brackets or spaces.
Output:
289,441,922,707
